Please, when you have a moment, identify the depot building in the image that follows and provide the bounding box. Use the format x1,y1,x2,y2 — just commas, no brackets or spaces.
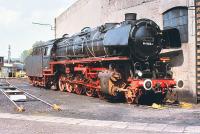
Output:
55,0,197,103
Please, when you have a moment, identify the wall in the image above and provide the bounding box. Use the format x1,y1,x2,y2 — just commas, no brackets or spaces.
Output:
162,0,196,102
56,0,102,37
56,0,162,37
55,0,196,102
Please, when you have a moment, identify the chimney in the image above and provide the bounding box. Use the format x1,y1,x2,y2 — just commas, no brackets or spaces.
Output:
125,13,137,21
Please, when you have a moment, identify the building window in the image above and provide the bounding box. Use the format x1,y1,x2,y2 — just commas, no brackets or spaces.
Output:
163,7,188,43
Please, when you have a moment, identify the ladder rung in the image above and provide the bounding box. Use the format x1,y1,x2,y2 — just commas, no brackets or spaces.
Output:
197,19,200,24
197,97,200,102
197,96,200,102
197,25,200,30
197,90,200,95
196,10,200,14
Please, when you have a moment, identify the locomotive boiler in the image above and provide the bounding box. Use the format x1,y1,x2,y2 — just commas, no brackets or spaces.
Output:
26,13,182,104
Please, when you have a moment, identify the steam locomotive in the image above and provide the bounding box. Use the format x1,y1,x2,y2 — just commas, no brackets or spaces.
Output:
26,13,182,104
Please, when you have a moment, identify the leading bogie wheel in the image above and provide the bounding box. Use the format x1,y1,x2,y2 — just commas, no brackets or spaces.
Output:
86,88,95,97
125,89,136,104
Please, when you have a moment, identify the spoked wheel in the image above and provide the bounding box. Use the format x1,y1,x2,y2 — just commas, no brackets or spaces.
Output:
86,88,95,97
29,78,33,85
74,84,83,95
66,82,73,93
45,81,52,89
125,89,136,104
32,80,36,86
34,80,39,87
58,75,66,92
97,91,105,100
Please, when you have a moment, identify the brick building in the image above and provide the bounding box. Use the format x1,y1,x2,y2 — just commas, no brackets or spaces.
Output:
55,0,197,102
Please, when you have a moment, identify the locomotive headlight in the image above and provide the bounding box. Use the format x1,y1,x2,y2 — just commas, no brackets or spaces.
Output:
135,70,143,77
177,80,184,89
143,79,152,91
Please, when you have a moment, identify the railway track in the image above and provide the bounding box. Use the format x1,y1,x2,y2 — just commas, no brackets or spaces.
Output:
0,78,61,112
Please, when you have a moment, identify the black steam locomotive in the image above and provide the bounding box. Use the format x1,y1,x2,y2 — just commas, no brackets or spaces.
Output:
26,13,181,104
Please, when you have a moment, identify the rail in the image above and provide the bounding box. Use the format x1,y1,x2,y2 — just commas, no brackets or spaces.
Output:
0,78,61,112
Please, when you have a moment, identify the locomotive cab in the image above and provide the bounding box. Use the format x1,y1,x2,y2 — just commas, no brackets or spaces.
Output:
25,41,54,78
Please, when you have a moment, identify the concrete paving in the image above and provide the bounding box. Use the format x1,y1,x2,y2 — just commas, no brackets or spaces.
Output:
0,112,199,133
0,118,180,134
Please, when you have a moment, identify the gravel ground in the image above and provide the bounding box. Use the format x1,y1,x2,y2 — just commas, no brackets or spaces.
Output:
0,78,200,126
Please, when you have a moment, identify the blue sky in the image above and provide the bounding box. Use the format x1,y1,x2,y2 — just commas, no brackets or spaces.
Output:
0,0,77,59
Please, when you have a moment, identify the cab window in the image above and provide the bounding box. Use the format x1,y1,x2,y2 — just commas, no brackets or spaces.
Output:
43,47,48,56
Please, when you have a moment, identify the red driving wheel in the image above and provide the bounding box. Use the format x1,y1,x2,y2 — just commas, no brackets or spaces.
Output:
58,75,66,92
66,82,73,93
74,84,83,95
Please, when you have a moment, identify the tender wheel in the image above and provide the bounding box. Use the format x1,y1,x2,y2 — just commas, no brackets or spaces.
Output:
58,75,66,92
35,80,39,87
74,84,83,95
86,88,95,97
29,78,33,85
66,82,73,93
32,80,36,86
